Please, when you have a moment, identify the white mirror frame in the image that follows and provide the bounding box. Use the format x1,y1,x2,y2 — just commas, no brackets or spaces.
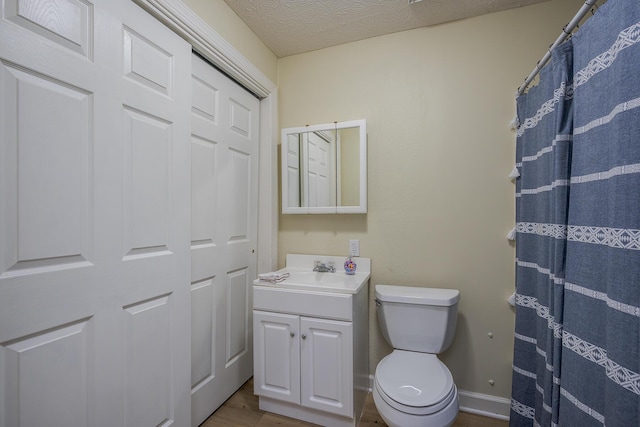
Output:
282,119,367,214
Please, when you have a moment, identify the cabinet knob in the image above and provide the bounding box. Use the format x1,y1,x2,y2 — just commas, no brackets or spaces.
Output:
290,332,295,338
301,334,307,340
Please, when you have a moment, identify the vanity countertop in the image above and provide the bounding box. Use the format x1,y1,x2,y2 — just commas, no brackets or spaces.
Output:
253,254,371,294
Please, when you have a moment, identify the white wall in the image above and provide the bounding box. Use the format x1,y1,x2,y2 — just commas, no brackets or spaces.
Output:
277,0,585,402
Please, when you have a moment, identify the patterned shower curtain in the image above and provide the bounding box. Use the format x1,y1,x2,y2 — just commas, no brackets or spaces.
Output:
510,0,640,425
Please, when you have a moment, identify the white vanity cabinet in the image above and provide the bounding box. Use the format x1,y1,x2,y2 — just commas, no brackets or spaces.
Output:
253,265,369,427
253,311,353,417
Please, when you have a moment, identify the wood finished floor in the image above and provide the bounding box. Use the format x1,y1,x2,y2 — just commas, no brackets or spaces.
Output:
201,378,509,427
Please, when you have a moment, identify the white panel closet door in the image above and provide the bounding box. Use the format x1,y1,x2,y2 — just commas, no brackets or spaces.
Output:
190,53,259,426
0,1,191,426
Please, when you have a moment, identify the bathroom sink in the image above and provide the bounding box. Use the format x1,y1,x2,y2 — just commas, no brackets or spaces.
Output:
254,254,371,294
285,271,347,286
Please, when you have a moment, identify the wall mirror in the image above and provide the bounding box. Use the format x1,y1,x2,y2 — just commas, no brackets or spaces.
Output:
282,119,367,214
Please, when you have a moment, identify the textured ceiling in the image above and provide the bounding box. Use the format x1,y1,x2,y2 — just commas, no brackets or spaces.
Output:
224,0,550,57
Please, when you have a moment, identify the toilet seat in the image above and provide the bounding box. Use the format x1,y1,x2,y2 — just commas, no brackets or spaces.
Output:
374,350,456,416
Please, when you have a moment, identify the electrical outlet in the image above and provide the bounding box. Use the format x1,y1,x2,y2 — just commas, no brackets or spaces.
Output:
349,239,360,257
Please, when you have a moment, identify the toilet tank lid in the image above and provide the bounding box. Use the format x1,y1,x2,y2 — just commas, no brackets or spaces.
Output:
375,285,460,306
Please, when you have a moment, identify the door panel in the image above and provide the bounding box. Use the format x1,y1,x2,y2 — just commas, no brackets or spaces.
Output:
3,0,92,58
1,63,92,274
122,106,173,256
253,311,300,404
0,1,192,426
300,317,353,417
227,268,249,363
191,278,214,388
190,53,259,426
2,319,92,427
123,26,173,96
123,295,172,427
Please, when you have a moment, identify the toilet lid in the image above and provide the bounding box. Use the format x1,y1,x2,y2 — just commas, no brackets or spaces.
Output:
375,350,454,412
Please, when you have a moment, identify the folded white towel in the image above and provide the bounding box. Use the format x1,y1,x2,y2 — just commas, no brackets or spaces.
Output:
258,272,290,283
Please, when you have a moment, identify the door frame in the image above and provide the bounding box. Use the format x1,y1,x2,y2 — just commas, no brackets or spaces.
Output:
133,0,278,274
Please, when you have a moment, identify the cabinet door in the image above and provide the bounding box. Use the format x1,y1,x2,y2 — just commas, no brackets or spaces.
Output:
300,317,353,417
253,311,300,404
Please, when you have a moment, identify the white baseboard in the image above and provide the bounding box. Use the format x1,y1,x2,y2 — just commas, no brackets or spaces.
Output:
368,375,510,421
458,390,510,420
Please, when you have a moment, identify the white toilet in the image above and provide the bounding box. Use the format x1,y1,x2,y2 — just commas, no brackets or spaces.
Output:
373,284,460,427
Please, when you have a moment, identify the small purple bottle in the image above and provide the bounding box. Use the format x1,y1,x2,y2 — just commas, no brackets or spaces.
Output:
344,256,357,275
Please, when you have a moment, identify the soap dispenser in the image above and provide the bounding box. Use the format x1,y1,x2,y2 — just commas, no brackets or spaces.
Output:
344,255,357,275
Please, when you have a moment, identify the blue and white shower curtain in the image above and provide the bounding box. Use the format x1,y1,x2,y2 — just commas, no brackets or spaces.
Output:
510,0,640,425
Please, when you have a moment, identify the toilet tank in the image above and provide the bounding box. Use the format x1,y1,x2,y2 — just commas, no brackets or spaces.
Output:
375,285,460,353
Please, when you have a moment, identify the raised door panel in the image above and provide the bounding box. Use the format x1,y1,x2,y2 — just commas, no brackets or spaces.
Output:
3,0,92,58
123,295,172,427
227,268,250,364
123,26,172,96
191,278,214,390
122,107,172,258
0,63,92,277
253,311,300,404
300,317,353,417
1,319,92,427
191,135,218,278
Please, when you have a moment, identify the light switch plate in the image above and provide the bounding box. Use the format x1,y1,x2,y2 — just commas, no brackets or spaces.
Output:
349,239,360,257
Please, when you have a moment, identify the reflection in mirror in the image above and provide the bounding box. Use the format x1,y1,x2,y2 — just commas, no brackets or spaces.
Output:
282,119,367,214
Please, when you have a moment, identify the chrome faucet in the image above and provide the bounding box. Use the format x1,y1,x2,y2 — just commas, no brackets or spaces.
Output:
313,260,335,273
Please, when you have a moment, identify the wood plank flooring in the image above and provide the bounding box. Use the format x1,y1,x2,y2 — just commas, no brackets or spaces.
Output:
201,378,509,427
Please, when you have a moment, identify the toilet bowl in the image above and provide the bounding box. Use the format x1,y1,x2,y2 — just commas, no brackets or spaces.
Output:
372,350,459,427
373,285,460,427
